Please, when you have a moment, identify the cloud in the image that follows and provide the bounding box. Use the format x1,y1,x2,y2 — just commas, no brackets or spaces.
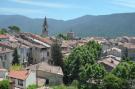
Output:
0,7,44,14
9,0,77,9
112,0,135,8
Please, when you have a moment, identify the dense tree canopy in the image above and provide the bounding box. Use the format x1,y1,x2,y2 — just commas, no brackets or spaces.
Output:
51,40,64,69
63,40,135,89
103,73,124,89
8,25,21,33
112,61,135,80
79,64,106,89
12,48,20,65
57,33,69,40
0,28,8,34
63,41,102,84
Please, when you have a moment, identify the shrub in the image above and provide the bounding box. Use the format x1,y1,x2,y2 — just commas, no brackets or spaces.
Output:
27,84,37,89
0,80,10,89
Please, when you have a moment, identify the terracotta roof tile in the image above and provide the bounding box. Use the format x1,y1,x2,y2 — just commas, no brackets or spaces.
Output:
8,70,29,80
0,34,9,39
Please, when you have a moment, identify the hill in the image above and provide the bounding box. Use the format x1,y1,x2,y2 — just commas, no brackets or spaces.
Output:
0,13,135,37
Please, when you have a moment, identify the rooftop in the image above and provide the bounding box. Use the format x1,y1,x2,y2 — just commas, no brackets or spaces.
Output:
27,62,63,76
0,34,9,39
8,70,30,80
123,43,135,49
98,57,120,68
0,47,13,54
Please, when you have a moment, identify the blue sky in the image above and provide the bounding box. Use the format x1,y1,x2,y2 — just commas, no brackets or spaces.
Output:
0,0,135,20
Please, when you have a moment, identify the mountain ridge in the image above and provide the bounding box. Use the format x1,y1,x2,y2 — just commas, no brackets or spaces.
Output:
0,12,135,37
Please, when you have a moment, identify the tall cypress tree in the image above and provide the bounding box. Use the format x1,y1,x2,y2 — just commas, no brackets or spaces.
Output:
51,40,63,69
12,48,20,65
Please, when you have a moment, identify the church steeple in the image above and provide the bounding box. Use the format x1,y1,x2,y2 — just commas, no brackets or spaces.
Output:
42,16,48,36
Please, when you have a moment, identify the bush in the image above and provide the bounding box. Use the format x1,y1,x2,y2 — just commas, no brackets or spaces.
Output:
71,80,79,87
0,80,9,89
53,84,78,89
27,84,37,89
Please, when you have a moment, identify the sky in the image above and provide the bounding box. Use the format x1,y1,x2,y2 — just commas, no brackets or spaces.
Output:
0,0,135,20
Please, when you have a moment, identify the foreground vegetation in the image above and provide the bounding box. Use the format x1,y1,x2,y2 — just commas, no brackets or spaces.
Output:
62,41,135,89
0,80,9,89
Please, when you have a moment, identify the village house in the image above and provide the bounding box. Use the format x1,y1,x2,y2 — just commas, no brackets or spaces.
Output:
0,68,8,81
27,62,63,85
61,40,77,56
0,34,31,67
119,42,135,60
17,33,52,64
7,70,36,89
105,47,122,57
98,56,120,72
0,46,13,69
4,40,30,66
0,34,9,42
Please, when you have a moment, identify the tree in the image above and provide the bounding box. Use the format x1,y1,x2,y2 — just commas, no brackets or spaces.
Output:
112,62,131,79
51,40,64,69
63,41,102,84
57,33,69,40
12,48,20,65
79,64,106,89
112,61,135,89
0,28,8,34
103,73,124,89
0,80,9,89
8,25,20,33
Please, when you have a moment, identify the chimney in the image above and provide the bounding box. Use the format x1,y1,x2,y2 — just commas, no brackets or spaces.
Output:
26,68,30,75
111,60,114,63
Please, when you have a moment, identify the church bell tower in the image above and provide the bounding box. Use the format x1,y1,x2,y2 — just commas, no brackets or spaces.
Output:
42,16,48,36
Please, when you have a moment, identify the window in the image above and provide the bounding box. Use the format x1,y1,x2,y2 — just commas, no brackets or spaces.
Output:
18,79,23,86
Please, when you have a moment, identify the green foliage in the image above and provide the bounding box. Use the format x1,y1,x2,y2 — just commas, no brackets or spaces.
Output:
0,28,8,34
63,41,102,84
112,61,135,89
10,64,23,71
8,25,20,33
103,73,124,89
27,84,37,89
80,64,106,82
51,40,64,69
0,80,9,89
122,55,132,62
57,33,69,40
12,48,20,65
79,64,106,89
112,61,135,79
53,84,78,89
71,80,79,87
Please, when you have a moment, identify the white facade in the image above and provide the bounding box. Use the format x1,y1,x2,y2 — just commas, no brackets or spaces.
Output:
0,69,8,81
106,47,122,57
9,71,36,89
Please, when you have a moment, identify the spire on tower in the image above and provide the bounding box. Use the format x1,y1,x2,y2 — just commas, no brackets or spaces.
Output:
42,16,48,36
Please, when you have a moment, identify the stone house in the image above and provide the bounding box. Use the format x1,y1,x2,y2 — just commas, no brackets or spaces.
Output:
27,62,63,85
7,70,36,89
0,46,13,69
98,57,120,72
0,68,8,81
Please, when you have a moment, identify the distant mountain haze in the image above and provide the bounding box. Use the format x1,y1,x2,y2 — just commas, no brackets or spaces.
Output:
0,13,135,37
